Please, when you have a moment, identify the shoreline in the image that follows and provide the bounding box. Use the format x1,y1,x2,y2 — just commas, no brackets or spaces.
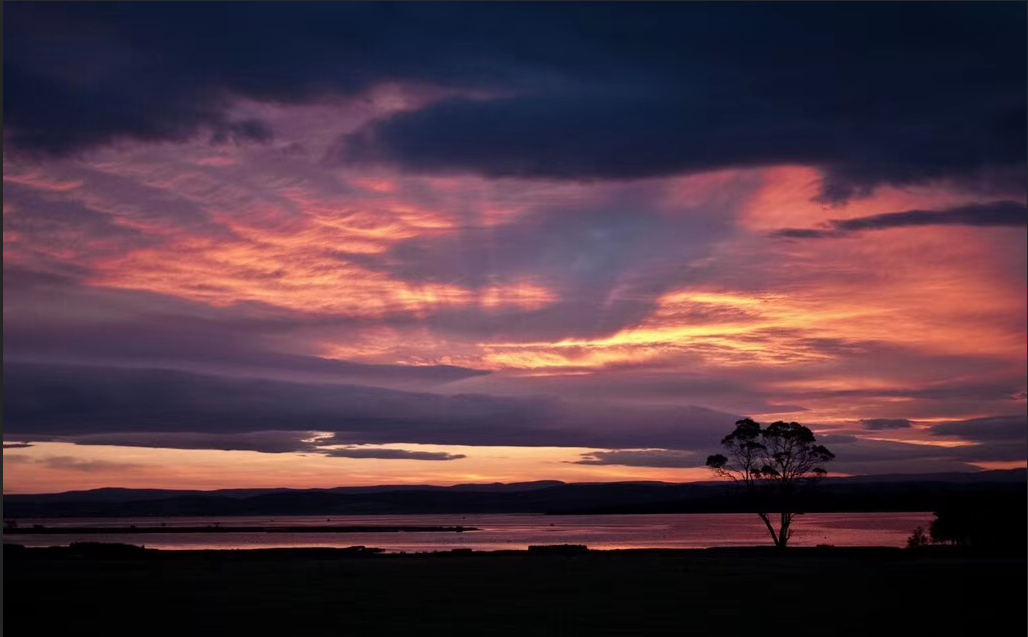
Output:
6,541,1024,559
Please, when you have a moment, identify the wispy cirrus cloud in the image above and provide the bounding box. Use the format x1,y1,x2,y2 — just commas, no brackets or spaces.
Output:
1,455,142,473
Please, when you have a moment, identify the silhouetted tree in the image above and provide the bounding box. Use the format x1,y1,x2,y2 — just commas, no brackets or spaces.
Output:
706,418,835,548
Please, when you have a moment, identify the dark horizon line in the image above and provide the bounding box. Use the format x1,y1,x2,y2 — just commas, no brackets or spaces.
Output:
5,467,1024,498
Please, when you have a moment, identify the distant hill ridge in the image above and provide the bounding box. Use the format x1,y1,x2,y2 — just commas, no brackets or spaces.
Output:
3,469,1023,518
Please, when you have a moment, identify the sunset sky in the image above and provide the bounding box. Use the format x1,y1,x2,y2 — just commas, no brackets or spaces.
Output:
4,2,1026,493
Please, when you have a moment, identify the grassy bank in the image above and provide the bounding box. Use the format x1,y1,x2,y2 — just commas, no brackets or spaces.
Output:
5,546,1024,636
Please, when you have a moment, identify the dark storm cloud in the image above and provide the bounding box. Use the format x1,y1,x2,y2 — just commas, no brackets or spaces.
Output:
571,435,1025,473
653,432,1025,476
821,433,1027,475
930,415,1027,442
5,360,1023,471
776,201,1028,238
859,418,913,431
322,448,466,461
2,362,736,451
336,4,1026,200
795,382,1026,404
0,361,546,438
40,431,324,454
471,369,810,419
11,432,465,460
572,449,700,469
2,2,549,155
6,3,1025,199
816,434,859,444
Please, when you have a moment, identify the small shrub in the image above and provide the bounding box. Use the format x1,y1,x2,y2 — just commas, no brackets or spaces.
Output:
906,526,930,549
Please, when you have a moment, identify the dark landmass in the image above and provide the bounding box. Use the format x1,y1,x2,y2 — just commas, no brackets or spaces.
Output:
5,524,477,535
568,480,1027,516
5,543,1024,637
4,469,1024,518
4,479,570,503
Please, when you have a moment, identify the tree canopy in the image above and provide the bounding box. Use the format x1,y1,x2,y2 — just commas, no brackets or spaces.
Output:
706,418,835,547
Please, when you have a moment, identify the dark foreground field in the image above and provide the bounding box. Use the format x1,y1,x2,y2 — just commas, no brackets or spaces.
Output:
5,546,1025,636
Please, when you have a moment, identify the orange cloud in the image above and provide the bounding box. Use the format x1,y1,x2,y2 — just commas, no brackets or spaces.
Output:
92,235,556,317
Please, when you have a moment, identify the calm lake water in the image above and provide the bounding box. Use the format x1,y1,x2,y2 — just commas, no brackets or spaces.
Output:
5,512,933,551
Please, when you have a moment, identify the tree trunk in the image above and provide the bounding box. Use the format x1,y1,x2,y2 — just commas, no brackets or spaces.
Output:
778,512,792,548
757,512,781,547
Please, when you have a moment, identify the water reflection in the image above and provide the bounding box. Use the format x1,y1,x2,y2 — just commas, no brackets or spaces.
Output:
5,512,934,552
